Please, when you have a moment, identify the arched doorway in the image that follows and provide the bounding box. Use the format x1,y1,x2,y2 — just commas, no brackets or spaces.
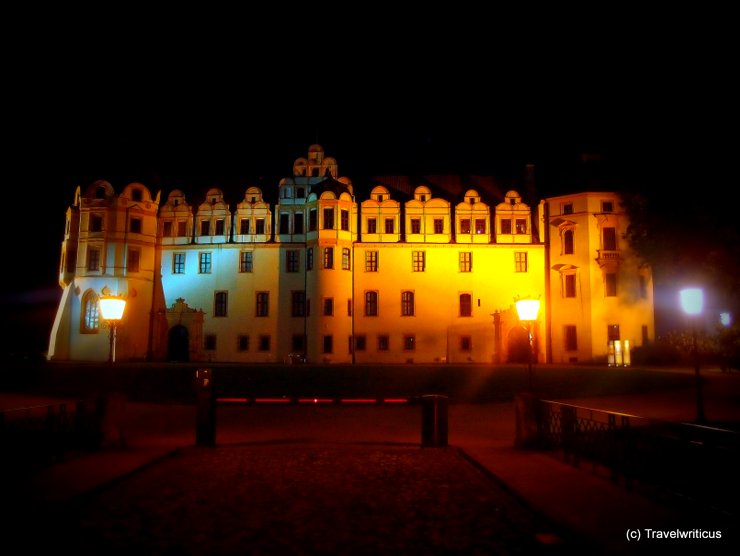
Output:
507,326,531,363
168,325,189,361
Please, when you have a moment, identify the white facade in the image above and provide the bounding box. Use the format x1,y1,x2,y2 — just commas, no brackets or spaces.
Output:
48,145,655,365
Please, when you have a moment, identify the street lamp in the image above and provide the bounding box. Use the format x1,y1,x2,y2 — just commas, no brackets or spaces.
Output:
679,287,705,424
515,297,541,391
99,294,127,364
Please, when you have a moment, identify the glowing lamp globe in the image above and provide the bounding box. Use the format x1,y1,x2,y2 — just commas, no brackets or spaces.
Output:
99,296,127,321
679,288,704,316
516,299,540,322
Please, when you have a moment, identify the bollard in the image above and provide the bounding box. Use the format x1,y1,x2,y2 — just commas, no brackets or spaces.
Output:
194,368,216,447
421,394,448,447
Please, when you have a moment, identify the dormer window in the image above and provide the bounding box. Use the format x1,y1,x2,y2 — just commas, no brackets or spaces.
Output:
132,189,143,202
510,198,516,206
95,187,106,199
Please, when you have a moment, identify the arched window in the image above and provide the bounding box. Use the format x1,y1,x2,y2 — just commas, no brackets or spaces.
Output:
401,291,415,316
81,290,100,333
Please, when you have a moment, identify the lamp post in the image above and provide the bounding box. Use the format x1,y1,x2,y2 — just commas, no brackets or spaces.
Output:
99,294,127,364
515,298,541,391
679,287,705,424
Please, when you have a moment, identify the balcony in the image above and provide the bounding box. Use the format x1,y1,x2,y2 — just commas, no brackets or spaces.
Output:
596,249,621,267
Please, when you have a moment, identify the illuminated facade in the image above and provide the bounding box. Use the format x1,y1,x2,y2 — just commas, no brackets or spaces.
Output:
48,145,654,365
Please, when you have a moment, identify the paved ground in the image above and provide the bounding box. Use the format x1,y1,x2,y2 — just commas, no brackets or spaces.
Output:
2,366,739,554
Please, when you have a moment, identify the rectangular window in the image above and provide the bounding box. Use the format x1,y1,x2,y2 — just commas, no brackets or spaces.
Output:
601,201,614,213
563,230,574,254
514,252,527,273
306,247,313,270
459,252,472,272
258,335,271,351
286,250,300,273
323,335,333,354
279,213,290,234
201,220,210,236
412,251,425,272
342,247,351,270
340,209,349,231
384,218,394,234
460,336,472,351
177,221,187,237
607,324,620,342
239,251,253,273
129,217,142,233
605,272,617,297
433,218,443,234
377,335,389,351
365,291,378,316
214,291,228,317
403,335,416,351
459,293,472,317
323,247,334,269
163,221,173,237
294,213,304,234
90,214,103,232
173,253,185,274
309,209,317,231
460,219,471,234
256,292,269,317
602,227,617,250
354,335,366,351
365,250,378,272
515,219,527,234
401,291,415,316
240,218,250,235
87,247,100,271
238,335,249,351
199,252,212,273
292,334,306,353
501,219,512,234
563,203,573,215
127,248,140,272
291,291,306,317
323,297,334,316
347,298,352,316
215,219,225,236
564,325,578,351
565,274,577,298
367,218,377,234
410,218,421,234
475,219,486,234
255,219,265,235
204,334,216,351
323,208,334,229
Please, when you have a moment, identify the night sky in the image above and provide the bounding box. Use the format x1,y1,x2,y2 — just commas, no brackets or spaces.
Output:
3,24,734,356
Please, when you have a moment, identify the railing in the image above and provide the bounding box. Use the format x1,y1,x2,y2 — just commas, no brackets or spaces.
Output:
529,399,740,515
0,398,109,472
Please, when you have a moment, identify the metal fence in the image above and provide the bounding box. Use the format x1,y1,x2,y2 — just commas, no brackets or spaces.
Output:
532,399,740,516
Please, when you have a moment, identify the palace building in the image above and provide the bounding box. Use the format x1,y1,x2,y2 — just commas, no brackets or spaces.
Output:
47,145,655,365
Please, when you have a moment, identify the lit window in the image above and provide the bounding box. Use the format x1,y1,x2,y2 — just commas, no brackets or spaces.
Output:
514,252,527,272
199,252,212,274
323,247,334,269
239,251,253,273
173,253,185,274
412,251,425,272
459,252,472,272
365,250,378,272
342,248,351,270
401,291,414,316
81,291,99,333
